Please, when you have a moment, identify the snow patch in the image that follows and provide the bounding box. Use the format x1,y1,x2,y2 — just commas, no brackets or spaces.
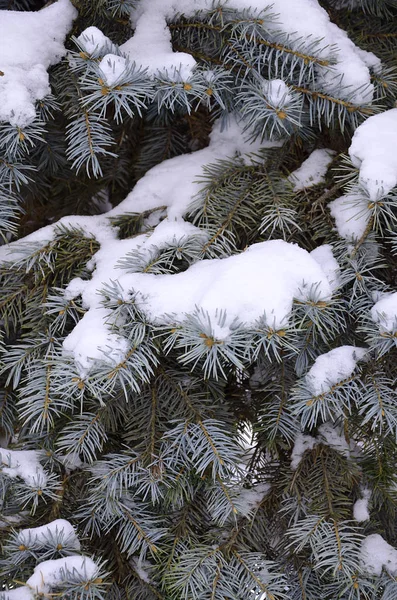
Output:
361,534,397,576
291,433,317,469
0,448,47,487
353,488,370,522
306,346,367,395
289,149,335,190
123,0,376,103
310,245,340,291
329,195,371,241
99,54,128,86
26,556,98,594
349,109,397,201
77,26,114,55
0,0,77,126
16,519,80,550
371,291,397,333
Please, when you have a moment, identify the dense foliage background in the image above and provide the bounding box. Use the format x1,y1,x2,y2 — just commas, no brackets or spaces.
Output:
1,0,397,598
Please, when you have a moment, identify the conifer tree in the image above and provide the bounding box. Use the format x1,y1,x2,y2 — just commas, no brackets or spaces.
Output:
1,0,397,598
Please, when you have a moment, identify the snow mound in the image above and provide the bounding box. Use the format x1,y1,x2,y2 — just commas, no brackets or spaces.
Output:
62,239,334,372
371,292,397,332
0,448,47,487
122,0,378,103
349,109,397,200
361,534,397,576
0,0,77,126
16,519,80,550
289,149,335,190
353,488,370,522
306,346,367,395
329,194,371,241
27,556,98,594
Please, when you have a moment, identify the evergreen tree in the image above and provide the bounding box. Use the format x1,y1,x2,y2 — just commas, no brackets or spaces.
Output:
1,0,397,598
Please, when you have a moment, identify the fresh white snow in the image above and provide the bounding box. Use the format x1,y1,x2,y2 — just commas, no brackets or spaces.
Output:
27,555,98,594
349,108,397,200
361,534,397,576
353,488,370,522
306,346,367,395
290,433,317,469
16,519,80,550
0,117,333,375
289,149,335,190
291,421,352,470
0,448,47,487
370,291,397,333
121,0,378,104
0,0,77,126
310,244,340,291
329,194,371,241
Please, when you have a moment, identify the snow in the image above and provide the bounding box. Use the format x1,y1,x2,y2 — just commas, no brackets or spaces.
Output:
121,0,377,104
108,116,267,221
131,557,152,583
361,534,397,576
349,109,397,201
63,239,334,373
290,433,317,469
99,54,128,86
0,448,47,487
329,194,371,241
353,488,370,522
0,0,77,127
16,519,80,550
237,483,271,514
310,244,340,291
2,587,33,600
291,421,352,470
317,422,350,454
261,79,292,107
26,556,98,594
306,346,367,395
289,149,335,190
76,26,114,55
370,292,397,333
0,117,334,374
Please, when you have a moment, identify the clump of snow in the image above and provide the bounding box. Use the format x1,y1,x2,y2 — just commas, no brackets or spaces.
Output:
0,448,47,487
353,488,370,522
370,291,397,333
328,195,371,241
291,421,352,470
2,587,33,600
361,534,397,576
99,54,128,86
306,346,367,395
317,421,350,454
349,109,397,200
310,244,340,291
76,26,114,55
16,519,80,550
27,556,98,594
63,306,130,372
110,116,268,221
63,238,334,373
237,483,271,514
0,0,77,126
291,433,317,469
289,149,335,190
131,557,152,583
262,79,292,107
123,0,377,103
0,116,336,375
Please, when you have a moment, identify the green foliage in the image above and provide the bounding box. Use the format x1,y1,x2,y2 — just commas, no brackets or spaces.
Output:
1,0,397,598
